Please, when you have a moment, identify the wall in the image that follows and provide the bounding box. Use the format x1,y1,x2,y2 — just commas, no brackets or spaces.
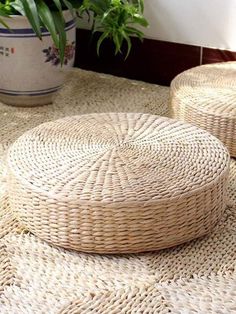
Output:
144,0,236,51
75,1,236,85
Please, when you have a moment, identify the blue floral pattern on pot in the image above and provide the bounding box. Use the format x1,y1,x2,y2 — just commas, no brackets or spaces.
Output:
42,41,75,66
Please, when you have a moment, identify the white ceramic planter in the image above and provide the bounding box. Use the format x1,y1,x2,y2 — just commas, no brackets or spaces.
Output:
0,11,76,106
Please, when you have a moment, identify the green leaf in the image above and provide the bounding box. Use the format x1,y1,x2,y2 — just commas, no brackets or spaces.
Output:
101,7,116,22
78,0,148,58
96,30,109,55
0,15,10,29
52,11,66,65
84,0,110,15
20,0,41,39
132,14,148,27
0,7,10,17
113,31,123,55
11,0,25,15
51,0,63,15
121,30,132,59
125,26,144,39
139,0,144,13
0,1,15,15
37,0,59,48
132,0,144,13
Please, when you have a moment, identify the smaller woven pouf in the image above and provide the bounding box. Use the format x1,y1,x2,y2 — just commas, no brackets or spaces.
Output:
170,62,236,157
7,113,230,253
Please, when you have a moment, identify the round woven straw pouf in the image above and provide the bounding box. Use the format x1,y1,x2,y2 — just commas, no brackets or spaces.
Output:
7,113,230,253
170,61,236,157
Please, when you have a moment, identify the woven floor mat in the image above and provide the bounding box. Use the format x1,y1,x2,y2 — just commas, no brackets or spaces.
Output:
53,69,170,117
0,69,235,313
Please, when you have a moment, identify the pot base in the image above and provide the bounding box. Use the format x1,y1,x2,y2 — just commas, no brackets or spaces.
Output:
0,91,59,107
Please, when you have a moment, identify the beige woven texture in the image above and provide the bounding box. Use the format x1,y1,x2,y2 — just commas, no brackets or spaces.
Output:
170,61,236,157
0,69,235,313
8,112,229,253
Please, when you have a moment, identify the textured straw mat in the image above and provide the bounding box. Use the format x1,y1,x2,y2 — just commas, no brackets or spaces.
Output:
170,62,236,157
0,69,235,313
7,113,229,253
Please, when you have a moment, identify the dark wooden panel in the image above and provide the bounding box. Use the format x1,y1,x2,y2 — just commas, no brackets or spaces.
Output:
202,47,236,64
75,30,236,85
75,29,201,86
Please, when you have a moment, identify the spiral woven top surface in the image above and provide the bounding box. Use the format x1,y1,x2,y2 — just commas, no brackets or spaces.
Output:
1,69,236,313
8,112,229,204
171,61,236,117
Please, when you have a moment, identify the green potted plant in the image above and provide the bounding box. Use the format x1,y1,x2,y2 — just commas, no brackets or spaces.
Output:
0,0,148,106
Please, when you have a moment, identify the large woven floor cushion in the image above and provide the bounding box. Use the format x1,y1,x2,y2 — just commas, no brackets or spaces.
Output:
170,62,236,157
7,113,230,253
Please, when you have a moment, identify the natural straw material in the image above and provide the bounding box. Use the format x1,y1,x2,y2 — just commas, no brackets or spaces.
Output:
1,159,235,313
7,113,230,253
53,69,170,117
0,70,236,312
170,61,236,157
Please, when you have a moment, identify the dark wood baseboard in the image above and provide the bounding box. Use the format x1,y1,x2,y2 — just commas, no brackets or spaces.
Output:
75,29,236,86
